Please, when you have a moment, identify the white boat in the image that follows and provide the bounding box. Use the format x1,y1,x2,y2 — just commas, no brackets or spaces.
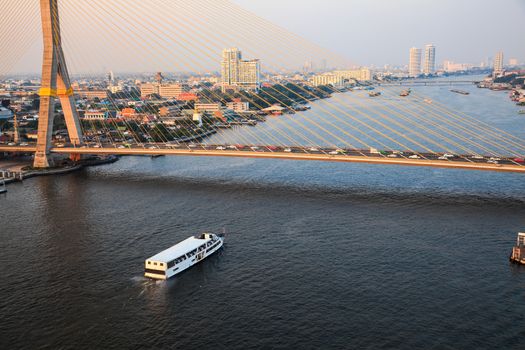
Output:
145,232,224,280
0,180,6,194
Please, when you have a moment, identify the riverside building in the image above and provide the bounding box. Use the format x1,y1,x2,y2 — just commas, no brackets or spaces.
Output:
409,47,422,77
221,48,261,92
423,44,436,75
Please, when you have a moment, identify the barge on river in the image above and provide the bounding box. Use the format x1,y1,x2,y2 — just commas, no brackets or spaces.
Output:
145,233,224,280
510,232,525,265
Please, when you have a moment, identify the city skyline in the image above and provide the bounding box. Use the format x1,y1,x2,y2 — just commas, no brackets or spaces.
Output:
2,0,524,75
232,0,525,67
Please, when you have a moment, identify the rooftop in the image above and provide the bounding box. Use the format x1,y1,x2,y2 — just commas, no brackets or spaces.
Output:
147,235,211,262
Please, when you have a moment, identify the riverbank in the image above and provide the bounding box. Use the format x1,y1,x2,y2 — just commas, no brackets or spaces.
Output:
0,155,119,187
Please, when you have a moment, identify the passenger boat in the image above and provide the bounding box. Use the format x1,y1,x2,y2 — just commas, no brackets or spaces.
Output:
510,232,525,265
0,180,6,194
368,91,381,97
145,232,224,280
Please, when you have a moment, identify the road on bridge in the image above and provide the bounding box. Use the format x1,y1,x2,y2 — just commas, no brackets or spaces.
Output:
1,142,524,173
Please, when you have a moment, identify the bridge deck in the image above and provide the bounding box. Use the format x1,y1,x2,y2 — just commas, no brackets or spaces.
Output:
1,145,524,173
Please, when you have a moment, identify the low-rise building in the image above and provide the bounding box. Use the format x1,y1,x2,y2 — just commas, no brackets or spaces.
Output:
76,90,108,100
226,99,250,112
141,83,189,99
159,106,181,117
82,110,117,120
309,73,344,87
195,102,221,113
333,69,372,81
0,107,13,120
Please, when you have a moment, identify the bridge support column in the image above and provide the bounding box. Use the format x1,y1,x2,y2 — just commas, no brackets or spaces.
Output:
34,0,83,168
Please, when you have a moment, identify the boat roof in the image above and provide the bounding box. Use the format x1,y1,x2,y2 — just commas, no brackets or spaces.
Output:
147,236,210,263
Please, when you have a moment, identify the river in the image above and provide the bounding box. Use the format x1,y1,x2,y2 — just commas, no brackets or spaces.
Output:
1,79,525,349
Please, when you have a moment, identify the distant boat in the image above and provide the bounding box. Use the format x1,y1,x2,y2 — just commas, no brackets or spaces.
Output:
518,110,525,114
450,89,470,95
0,180,6,194
510,232,525,265
400,89,411,97
369,91,381,97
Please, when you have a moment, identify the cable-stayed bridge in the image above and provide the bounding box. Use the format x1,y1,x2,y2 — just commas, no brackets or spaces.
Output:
0,0,524,173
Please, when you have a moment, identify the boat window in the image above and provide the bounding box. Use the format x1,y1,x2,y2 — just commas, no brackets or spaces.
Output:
145,268,165,276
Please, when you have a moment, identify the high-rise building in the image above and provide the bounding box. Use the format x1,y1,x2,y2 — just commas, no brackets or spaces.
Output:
409,47,421,77
221,48,261,92
303,61,313,74
423,44,436,75
238,59,261,90
494,51,504,76
107,71,115,85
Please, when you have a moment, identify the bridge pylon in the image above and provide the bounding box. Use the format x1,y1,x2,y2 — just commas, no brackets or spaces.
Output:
34,0,83,168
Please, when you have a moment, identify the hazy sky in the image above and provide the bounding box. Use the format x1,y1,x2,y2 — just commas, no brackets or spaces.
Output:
232,0,525,67
3,0,524,74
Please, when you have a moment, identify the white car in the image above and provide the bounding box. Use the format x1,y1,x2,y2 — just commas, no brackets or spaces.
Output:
148,146,159,150
227,145,237,149
409,154,421,159
188,144,197,148
387,154,398,158
284,148,293,153
250,146,260,150
216,146,226,150
93,144,101,148
470,155,484,160
118,145,126,149
443,153,456,158
20,142,29,146
438,156,448,160
309,147,319,152
328,151,338,155
487,160,499,164
7,142,16,146
489,157,501,161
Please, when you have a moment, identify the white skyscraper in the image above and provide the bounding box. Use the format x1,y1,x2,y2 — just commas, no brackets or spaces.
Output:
221,48,261,92
493,51,504,76
423,44,436,75
409,47,421,77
